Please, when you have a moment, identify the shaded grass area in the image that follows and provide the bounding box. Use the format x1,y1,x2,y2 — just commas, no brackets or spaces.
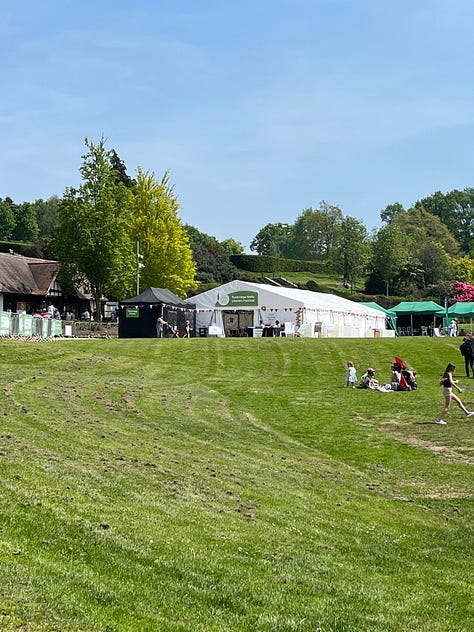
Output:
0,337,473,631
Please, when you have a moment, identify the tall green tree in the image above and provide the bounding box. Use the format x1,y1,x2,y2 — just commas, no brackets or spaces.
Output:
368,224,410,297
448,255,474,285
12,201,39,242
184,225,238,284
380,202,405,224
391,206,459,287
289,202,343,262
250,222,292,256
110,149,135,189
132,168,196,296
52,137,135,318
392,206,460,256
336,217,371,292
0,197,15,239
31,196,60,238
184,225,221,251
413,188,474,252
220,238,244,255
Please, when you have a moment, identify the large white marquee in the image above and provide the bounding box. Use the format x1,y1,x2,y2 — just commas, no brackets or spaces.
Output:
186,281,391,338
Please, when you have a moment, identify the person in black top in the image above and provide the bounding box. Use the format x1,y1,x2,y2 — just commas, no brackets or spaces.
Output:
435,363,474,425
459,335,474,377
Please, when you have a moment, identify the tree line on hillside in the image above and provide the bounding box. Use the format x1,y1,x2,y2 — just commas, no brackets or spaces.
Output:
250,194,474,299
2,136,474,306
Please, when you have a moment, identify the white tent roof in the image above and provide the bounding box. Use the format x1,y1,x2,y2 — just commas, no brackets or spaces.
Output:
187,280,384,319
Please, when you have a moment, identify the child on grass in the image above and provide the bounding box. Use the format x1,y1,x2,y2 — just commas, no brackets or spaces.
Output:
345,361,358,388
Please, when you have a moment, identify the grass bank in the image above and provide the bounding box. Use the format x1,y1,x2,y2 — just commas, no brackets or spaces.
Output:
0,336,473,631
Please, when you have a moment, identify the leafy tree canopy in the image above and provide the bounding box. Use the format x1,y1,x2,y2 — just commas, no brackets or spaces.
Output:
110,149,136,188
392,206,460,256
52,137,136,317
288,202,343,261
31,196,59,238
220,238,244,255
0,197,15,240
368,224,410,297
250,222,292,256
334,216,371,291
132,168,196,297
413,188,474,252
448,255,474,285
12,201,39,242
380,202,405,224
184,225,239,284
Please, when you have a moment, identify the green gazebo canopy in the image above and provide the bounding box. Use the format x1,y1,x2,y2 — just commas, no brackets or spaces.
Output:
390,301,444,315
447,302,474,318
359,301,397,317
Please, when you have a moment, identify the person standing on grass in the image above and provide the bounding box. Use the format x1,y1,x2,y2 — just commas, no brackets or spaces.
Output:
156,315,168,338
449,318,458,337
345,361,357,388
459,335,474,378
182,320,191,338
435,363,474,425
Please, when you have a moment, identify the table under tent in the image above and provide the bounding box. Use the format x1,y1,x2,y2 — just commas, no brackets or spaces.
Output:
389,301,444,336
119,287,196,338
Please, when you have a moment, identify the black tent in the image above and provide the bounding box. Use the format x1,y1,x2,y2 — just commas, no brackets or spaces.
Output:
119,287,196,338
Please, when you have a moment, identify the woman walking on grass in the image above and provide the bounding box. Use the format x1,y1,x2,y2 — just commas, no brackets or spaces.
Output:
435,363,474,425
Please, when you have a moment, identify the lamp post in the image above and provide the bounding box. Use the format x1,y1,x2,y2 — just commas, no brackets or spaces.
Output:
136,241,144,295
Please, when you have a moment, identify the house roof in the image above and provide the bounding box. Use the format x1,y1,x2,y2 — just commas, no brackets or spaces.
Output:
0,253,60,296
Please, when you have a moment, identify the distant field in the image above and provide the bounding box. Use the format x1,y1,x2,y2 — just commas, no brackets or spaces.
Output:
0,336,473,631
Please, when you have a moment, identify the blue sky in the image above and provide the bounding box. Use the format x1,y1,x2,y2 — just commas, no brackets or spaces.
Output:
2,1,474,250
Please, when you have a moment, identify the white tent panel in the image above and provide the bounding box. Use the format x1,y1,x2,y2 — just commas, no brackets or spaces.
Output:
186,281,387,338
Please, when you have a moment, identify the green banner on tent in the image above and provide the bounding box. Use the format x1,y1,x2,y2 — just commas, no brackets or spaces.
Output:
215,291,258,307
126,307,140,318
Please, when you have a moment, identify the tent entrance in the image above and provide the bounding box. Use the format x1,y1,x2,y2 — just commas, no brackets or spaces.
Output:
222,310,254,336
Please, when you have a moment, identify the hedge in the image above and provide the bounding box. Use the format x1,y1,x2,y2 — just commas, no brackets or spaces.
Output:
229,254,328,274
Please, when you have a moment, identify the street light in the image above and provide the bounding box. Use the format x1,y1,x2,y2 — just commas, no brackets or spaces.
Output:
136,241,144,295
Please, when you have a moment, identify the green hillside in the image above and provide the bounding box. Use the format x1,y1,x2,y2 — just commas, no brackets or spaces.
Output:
1,337,473,631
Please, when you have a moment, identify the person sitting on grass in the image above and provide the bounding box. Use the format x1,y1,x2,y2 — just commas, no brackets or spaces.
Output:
360,368,379,389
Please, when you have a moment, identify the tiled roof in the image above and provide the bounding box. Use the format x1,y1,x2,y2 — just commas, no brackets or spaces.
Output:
0,253,60,295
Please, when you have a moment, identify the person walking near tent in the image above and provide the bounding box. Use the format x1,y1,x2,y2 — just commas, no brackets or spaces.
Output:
459,335,474,378
448,318,458,337
156,315,168,338
182,320,191,338
345,361,357,388
435,363,474,425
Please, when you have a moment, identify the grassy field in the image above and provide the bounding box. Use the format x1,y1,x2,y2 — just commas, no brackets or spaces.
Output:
0,336,473,631
237,270,348,293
